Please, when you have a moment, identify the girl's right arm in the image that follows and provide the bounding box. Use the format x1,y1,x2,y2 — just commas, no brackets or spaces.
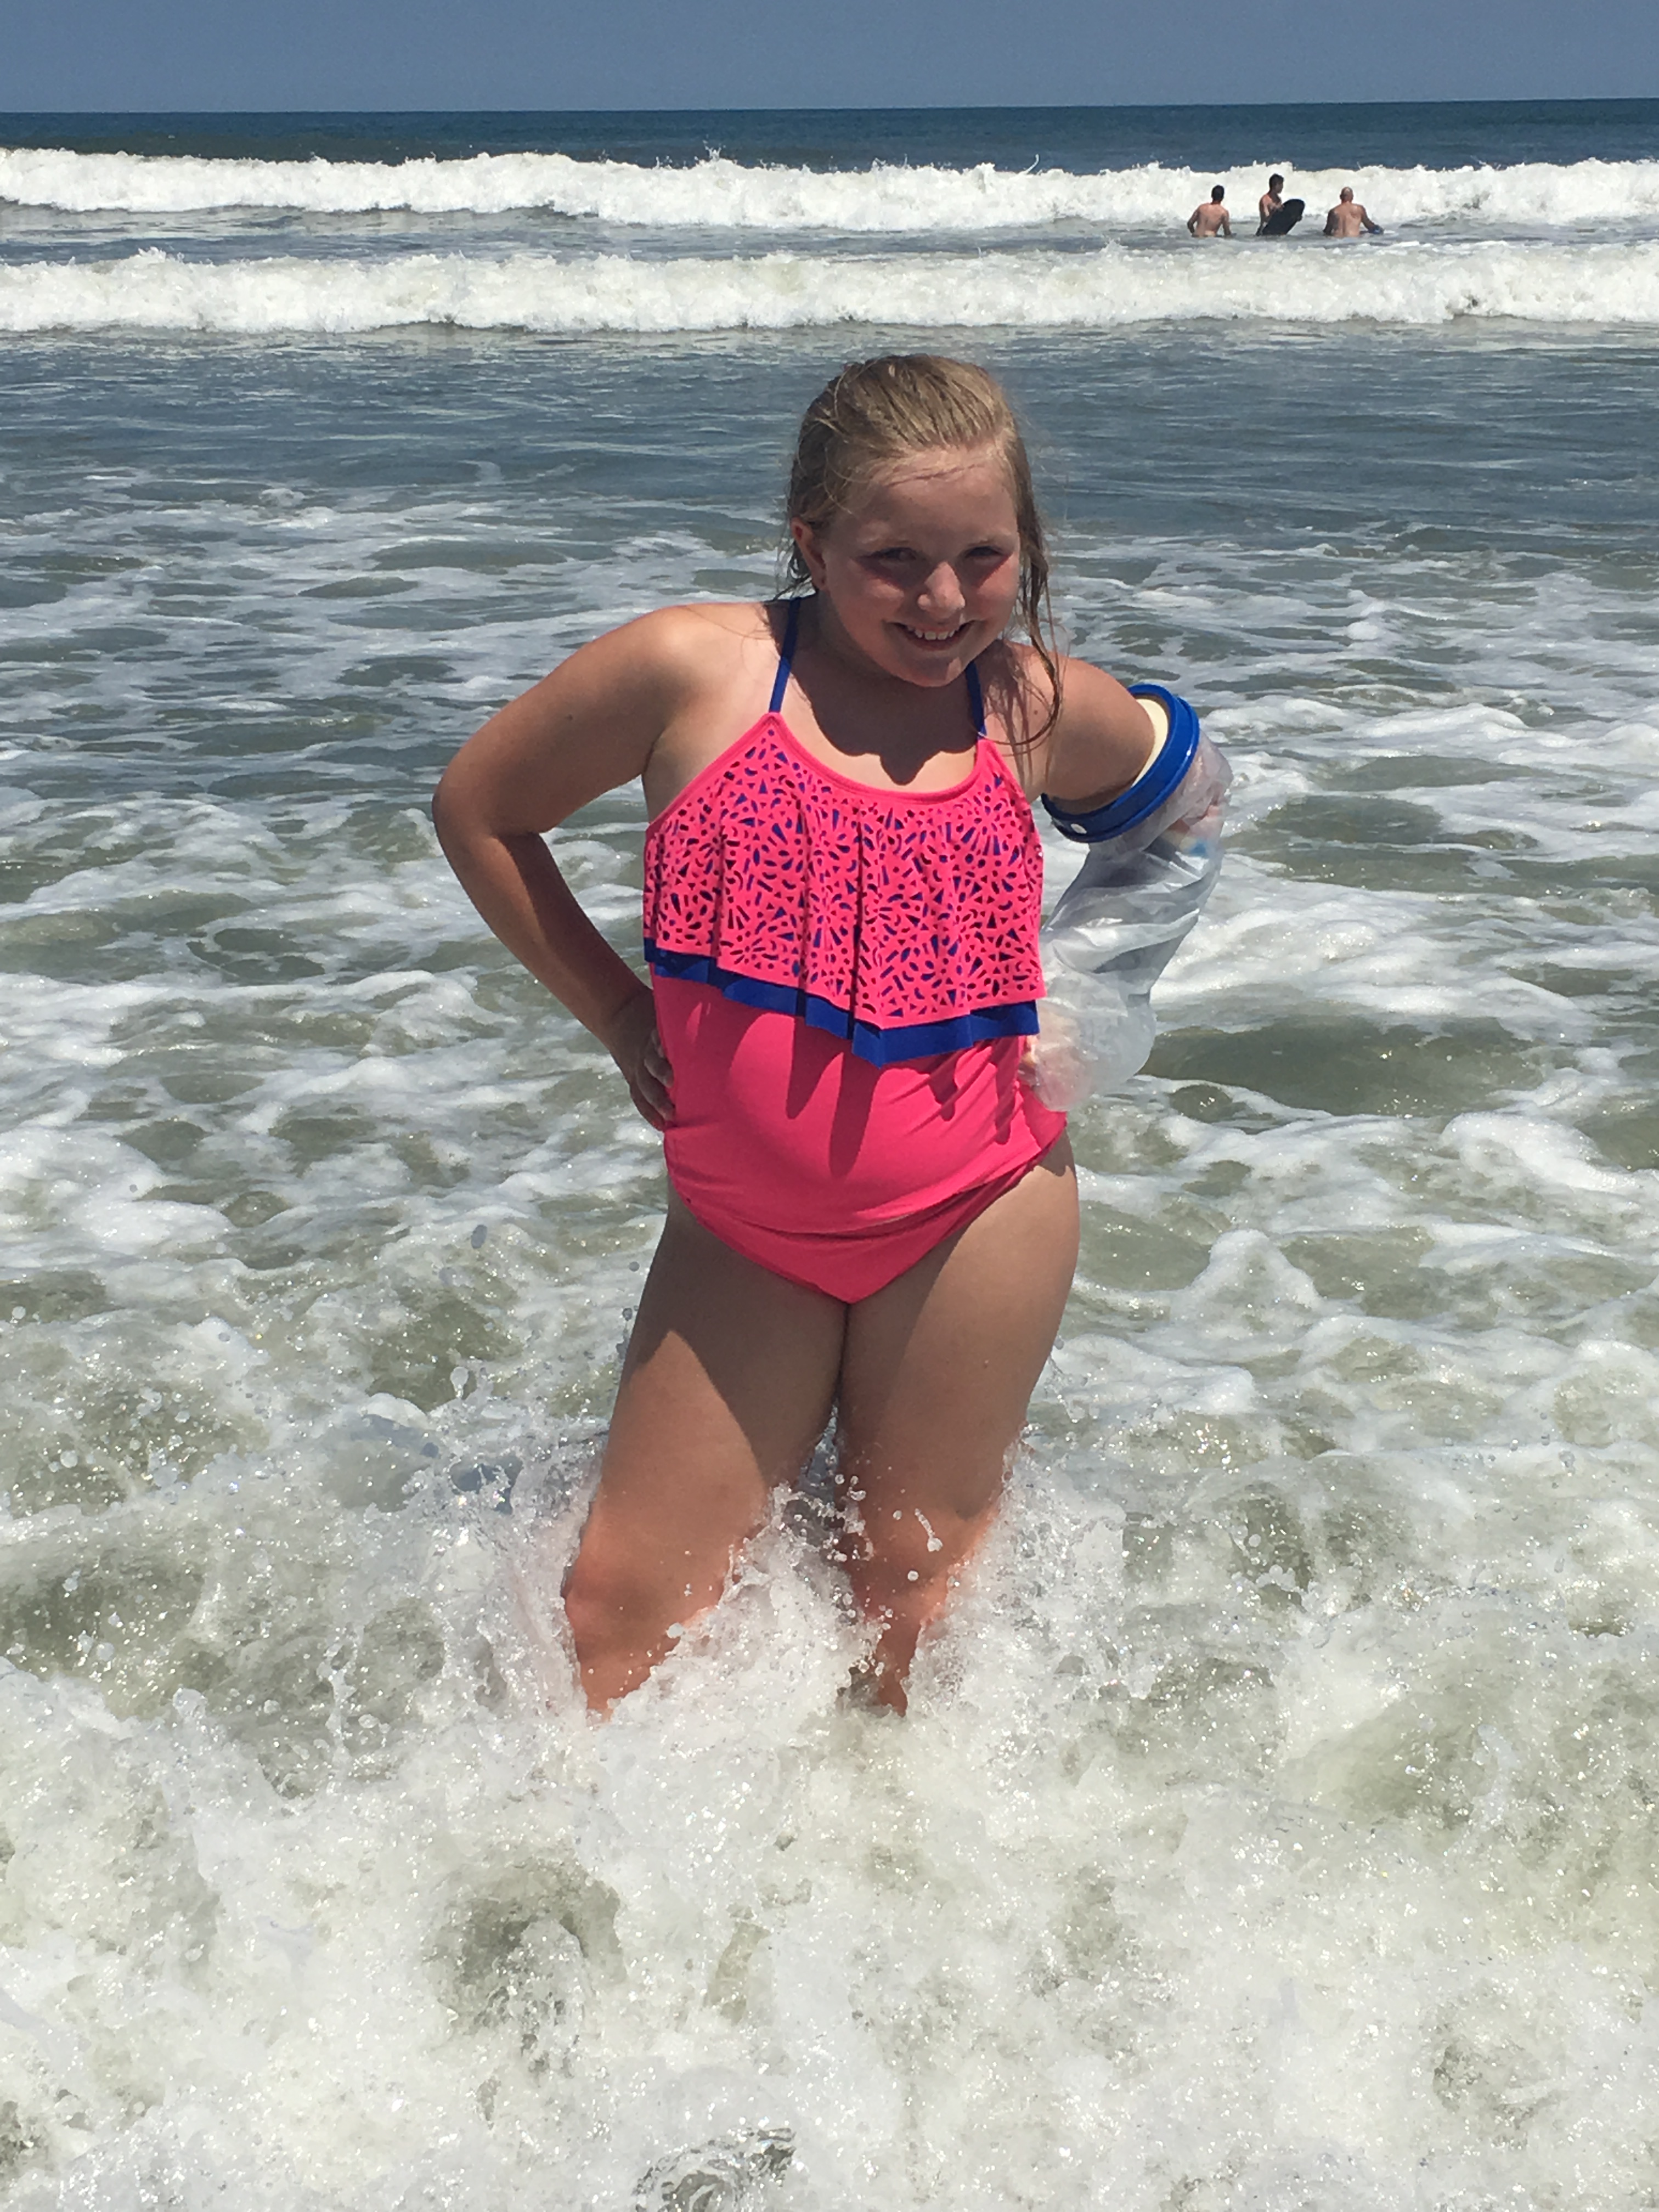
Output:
432,610,704,1130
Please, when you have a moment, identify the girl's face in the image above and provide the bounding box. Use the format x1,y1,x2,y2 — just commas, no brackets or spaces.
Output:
791,445,1023,690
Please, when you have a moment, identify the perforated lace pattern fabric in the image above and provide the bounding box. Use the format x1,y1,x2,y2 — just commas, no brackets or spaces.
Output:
642,714,1046,1067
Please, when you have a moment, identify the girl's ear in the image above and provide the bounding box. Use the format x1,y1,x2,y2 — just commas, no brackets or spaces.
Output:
790,516,828,591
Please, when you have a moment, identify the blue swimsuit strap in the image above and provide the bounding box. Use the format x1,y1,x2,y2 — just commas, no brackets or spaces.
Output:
1041,684,1202,843
769,599,801,714
770,600,988,736
964,659,988,738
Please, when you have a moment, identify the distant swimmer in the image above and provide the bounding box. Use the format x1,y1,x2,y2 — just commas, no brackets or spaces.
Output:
1324,186,1383,238
1257,174,1285,231
1187,187,1233,239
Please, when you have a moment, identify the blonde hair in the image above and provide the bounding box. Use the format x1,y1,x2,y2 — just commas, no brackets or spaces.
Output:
781,354,1061,744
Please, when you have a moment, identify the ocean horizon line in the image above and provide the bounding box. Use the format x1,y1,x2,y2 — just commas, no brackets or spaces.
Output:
6,94,1659,117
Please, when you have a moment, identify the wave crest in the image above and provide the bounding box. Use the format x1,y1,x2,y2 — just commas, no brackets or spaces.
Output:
5,146,1659,231
5,241,1658,335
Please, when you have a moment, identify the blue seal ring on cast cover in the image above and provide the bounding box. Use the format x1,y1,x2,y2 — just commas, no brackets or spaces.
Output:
1041,685,1203,843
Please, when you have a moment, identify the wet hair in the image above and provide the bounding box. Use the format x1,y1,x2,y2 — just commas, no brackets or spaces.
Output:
1269,173,1284,189
1211,185,1226,202
781,353,1060,745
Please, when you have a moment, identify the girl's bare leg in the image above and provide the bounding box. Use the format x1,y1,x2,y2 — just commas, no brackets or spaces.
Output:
834,1138,1079,1711
564,1194,845,1712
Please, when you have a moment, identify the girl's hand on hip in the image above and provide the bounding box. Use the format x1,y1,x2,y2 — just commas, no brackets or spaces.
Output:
606,990,675,1129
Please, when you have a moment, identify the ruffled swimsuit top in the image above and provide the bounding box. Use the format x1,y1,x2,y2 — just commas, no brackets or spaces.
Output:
642,603,1046,1064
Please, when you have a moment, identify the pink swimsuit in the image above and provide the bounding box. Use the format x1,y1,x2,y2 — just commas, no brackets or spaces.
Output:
642,603,1066,1301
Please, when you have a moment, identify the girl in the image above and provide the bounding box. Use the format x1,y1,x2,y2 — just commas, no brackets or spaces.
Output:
434,354,1175,1715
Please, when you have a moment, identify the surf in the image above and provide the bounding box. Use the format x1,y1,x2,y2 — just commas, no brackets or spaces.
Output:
5,144,1659,233
7,239,1659,335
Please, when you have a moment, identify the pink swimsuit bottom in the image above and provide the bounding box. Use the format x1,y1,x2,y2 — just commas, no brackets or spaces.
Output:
656,976,1064,1302
641,601,1066,1304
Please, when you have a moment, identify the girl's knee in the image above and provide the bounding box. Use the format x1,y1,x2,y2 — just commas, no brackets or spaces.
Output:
561,1555,628,1662
839,1486,994,1573
844,1505,995,1623
567,1548,685,1629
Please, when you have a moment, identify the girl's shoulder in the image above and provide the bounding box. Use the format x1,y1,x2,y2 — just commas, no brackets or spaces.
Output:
982,641,1154,800
982,641,1150,770
605,598,777,662
582,600,782,709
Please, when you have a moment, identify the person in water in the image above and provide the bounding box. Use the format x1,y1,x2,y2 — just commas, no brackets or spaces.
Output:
433,356,1172,1714
1325,186,1383,236
1187,185,1233,237
1257,173,1285,231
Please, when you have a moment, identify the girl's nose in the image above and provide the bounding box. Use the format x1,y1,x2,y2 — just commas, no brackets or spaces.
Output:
916,563,966,617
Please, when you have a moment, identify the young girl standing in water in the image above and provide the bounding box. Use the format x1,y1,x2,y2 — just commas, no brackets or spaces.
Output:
435,354,1186,1714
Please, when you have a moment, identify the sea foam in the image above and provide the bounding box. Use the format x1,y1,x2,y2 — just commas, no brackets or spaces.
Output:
4,144,1659,231
5,239,1659,334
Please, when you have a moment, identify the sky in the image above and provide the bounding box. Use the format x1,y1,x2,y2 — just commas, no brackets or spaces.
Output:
7,0,1659,112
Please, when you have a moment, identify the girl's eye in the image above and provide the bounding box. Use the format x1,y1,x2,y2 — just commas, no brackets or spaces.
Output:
865,545,1010,566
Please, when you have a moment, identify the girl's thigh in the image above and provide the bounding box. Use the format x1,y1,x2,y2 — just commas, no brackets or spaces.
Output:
572,1193,847,1613
836,1136,1079,1559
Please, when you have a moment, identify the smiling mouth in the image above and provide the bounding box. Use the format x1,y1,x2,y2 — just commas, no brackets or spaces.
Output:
898,622,969,646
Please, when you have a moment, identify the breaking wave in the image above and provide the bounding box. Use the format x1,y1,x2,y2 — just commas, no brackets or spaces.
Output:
4,144,1659,232
5,239,1659,334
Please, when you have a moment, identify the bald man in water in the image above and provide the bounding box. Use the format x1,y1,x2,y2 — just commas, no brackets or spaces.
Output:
1325,186,1382,237
1187,186,1233,238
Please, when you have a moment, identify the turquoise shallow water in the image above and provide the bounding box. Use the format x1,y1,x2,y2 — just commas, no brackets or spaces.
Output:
3,104,1659,2212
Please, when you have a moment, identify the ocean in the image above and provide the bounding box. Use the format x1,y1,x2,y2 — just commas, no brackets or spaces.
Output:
3,98,1659,2211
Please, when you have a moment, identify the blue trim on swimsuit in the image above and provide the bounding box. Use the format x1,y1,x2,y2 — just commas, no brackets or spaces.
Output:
1041,685,1203,843
646,941,1037,1067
